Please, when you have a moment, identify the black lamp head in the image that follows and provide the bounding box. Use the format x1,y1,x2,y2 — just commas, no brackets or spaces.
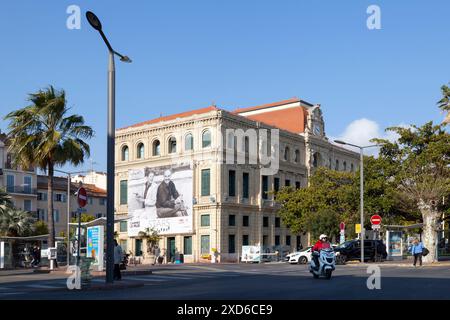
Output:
86,11,102,31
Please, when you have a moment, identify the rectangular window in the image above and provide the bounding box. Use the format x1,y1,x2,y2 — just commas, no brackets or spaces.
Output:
295,181,301,189
96,213,103,219
286,235,291,246
228,215,235,226
6,175,14,193
275,217,280,228
38,192,48,201
228,235,236,254
37,209,45,221
24,176,32,194
243,215,249,227
296,236,301,250
285,179,291,187
275,235,280,246
99,198,106,206
55,193,66,202
242,172,249,199
263,216,269,228
88,197,93,205
228,170,236,197
24,200,32,212
200,214,210,227
120,221,128,232
184,236,192,255
135,239,143,256
201,235,210,254
263,235,268,246
53,209,60,223
274,177,280,192
201,169,210,196
120,180,128,205
262,175,269,200
242,235,249,246
119,240,127,251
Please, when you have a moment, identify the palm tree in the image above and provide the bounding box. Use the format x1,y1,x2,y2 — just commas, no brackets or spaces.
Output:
4,86,94,247
0,208,35,237
438,84,450,124
0,188,13,214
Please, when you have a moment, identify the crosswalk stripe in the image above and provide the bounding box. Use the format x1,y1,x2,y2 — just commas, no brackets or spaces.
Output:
125,276,167,282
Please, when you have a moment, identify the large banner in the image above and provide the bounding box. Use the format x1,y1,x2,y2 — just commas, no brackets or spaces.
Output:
127,164,193,236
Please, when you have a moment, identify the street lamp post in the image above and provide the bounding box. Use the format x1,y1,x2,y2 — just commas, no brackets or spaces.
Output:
334,140,381,263
86,11,132,284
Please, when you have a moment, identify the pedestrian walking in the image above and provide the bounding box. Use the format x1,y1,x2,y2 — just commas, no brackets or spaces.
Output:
153,245,160,266
114,240,123,280
410,238,424,267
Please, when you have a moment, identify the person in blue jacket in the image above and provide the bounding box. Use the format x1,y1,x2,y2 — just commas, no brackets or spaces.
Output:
410,238,424,267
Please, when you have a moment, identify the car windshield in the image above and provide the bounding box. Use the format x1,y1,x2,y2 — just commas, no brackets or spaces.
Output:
337,241,353,249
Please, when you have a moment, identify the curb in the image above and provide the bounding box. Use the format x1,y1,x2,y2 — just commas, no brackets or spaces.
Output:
344,262,450,268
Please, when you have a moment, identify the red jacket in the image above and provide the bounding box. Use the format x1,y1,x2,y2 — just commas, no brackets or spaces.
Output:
312,240,331,252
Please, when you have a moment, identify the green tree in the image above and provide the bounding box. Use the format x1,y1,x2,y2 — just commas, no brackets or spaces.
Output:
33,220,49,236
4,86,94,247
373,122,450,263
303,209,340,241
0,208,35,237
70,213,96,223
275,168,359,239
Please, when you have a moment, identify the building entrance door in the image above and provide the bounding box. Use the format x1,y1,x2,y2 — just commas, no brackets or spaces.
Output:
167,237,176,263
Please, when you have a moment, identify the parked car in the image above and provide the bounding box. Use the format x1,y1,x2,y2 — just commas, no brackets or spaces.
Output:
286,247,312,264
334,239,387,264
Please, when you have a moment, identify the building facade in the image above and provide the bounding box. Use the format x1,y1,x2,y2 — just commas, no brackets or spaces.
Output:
72,171,107,190
36,175,107,236
114,98,359,263
0,132,37,215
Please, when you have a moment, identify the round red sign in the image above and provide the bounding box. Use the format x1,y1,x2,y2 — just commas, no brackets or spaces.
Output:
339,222,345,230
370,215,382,225
77,187,87,208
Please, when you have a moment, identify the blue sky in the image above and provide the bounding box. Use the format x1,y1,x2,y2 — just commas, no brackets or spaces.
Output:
0,0,449,174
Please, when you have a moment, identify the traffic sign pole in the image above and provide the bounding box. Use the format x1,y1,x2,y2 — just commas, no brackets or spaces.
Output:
76,187,87,267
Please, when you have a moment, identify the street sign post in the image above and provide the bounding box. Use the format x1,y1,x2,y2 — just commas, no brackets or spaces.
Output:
355,224,361,235
76,187,87,266
370,215,382,225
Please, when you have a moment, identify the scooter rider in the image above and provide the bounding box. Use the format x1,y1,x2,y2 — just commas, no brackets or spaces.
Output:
311,234,331,269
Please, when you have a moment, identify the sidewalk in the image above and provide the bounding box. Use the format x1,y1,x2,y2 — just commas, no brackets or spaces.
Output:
345,259,450,268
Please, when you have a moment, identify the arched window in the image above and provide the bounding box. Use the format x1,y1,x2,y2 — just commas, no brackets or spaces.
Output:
168,137,177,154
137,143,144,159
202,130,211,148
152,140,160,156
185,133,193,151
227,132,234,149
313,152,322,168
244,136,249,153
329,158,332,169
294,150,300,163
284,146,290,161
121,145,129,161
343,161,347,171
335,159,340,171
351,163,354,172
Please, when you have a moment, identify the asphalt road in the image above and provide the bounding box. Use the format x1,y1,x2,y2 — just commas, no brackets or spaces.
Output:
1,263,450,300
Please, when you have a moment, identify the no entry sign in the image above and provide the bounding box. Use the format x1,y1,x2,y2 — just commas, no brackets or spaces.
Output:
77,187,87,208
370,215,382,225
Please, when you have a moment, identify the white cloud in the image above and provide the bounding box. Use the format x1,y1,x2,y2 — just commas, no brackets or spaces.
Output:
331,118,408,156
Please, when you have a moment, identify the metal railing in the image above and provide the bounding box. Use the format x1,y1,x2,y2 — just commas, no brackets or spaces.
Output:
6,185,37,195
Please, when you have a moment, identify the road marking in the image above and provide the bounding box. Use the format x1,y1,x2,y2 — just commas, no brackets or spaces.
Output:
125,276,166,282
27,284,60,289
0,292,24,296
0,287,13,291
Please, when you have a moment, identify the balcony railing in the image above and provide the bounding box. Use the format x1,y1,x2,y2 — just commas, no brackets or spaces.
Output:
6,185,37,195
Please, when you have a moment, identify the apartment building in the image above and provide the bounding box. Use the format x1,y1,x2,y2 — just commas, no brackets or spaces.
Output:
114,98,359,263
36,175,107,236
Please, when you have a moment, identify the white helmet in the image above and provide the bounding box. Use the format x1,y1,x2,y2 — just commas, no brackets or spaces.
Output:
319,234,328,240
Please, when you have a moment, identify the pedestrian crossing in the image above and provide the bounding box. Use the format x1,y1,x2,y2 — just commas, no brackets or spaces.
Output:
0,266,312,297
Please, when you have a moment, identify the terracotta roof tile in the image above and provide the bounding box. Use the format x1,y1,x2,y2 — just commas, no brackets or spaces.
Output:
118,105,220,130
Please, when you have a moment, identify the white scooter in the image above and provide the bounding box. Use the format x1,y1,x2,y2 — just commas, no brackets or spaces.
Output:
309,248,336,279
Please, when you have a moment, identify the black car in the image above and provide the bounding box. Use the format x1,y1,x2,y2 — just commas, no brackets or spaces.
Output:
334,239,387,264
